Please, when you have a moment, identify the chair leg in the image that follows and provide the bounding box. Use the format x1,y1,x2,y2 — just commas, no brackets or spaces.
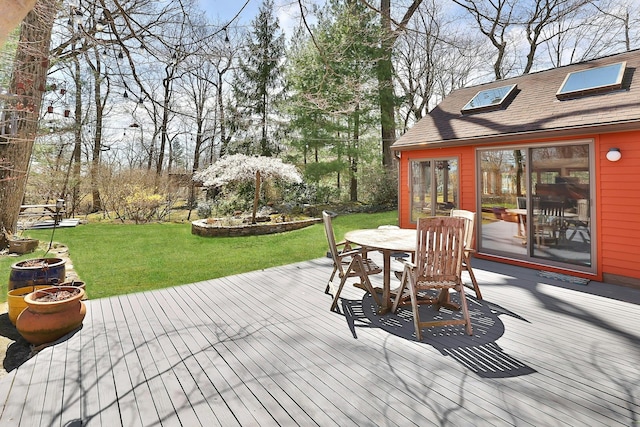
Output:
408,276,423,341
358,267,381,309
330,255,380,312
330,273,350,311
391,267,410,313
457,285,473,335
464,254,482,300
325,266,338,294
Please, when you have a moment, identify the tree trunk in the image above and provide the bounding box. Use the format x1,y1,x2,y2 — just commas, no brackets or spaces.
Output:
158,72,172,177
217,70,229,159
90,56,104,212
252,170,261,224
350,104,360,202
378,0,395,169
0,0,56,247
71,57,83,216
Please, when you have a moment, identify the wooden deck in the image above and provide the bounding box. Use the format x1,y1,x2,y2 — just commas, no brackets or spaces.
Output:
0,256,639,426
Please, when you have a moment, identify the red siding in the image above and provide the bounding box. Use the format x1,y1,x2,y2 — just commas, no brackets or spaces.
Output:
597,130,640,281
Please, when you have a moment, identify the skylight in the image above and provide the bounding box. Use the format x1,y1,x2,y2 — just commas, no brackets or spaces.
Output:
557,62,626,99
461,84,517,113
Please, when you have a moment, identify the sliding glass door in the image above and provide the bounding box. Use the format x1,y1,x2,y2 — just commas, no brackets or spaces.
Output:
478,143,593,270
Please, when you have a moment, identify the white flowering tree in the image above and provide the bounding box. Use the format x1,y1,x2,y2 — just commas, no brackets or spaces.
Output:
194,154,303,224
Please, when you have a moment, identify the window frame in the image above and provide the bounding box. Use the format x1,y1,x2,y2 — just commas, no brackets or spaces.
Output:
409,156,460,223
556,62,626,99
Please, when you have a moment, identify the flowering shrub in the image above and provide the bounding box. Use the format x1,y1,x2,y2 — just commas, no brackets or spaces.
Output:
99,169,178,223
124,187,165,224
194,154,302,188
194,154,303,222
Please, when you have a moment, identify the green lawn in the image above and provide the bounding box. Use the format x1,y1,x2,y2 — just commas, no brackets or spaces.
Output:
1,211,398,301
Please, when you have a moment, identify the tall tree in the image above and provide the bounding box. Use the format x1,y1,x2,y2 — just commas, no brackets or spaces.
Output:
394,0,485,128
452,0,591,79
0,0,57,248
371,0,423,168
233,0,285,157
287,0,380,202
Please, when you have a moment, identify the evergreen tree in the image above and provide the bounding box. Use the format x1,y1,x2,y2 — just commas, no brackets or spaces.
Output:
232,0,285,157
286,0,380,202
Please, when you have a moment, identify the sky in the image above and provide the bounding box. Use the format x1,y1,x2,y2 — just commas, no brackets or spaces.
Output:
198,0,315,37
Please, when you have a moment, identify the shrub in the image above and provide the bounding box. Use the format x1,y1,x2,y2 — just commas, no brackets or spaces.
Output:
361,167,398,208
99,168,179,223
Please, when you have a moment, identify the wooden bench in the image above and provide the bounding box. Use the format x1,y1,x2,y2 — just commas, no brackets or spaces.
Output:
19,203,65,223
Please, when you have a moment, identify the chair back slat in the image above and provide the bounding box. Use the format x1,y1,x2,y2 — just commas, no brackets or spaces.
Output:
322,211,340,265
415,216,465,283
577,199,589,222
450,209,476,250
537,198,565,218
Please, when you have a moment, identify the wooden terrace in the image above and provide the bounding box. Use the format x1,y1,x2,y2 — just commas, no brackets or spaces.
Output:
0,256,638,426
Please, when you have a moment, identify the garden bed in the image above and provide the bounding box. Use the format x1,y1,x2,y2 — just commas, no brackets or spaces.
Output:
191,217,321,237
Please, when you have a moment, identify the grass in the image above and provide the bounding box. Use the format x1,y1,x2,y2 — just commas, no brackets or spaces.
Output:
0,211,398,302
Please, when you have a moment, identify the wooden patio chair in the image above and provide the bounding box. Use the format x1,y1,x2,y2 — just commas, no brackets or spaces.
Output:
534,198,566,246
322,211,381,312
392,216,472,340
450,209,482,300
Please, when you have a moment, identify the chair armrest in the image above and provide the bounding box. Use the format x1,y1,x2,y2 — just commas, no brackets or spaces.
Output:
336,240,349,248
402,260,416,271
336,248,366,260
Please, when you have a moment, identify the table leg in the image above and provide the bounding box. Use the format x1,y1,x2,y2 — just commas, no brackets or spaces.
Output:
380,249,392,314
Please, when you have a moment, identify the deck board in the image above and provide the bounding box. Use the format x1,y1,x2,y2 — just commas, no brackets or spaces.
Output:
0,257,638,426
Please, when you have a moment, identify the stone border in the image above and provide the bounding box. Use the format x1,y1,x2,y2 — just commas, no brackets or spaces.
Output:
191,218,321,237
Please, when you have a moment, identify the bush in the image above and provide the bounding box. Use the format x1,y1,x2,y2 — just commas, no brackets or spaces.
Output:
99,168,179,223
197,202,212,219
361,167,398,208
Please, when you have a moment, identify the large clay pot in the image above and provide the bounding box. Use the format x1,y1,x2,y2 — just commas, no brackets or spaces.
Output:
16,286,86,346
9,258,66,290
7,285,51,326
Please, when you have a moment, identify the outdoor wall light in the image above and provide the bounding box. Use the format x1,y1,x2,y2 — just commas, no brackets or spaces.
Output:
606,147,621,162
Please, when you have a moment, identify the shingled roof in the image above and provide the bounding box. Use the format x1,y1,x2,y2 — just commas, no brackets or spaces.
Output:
392,49,640,151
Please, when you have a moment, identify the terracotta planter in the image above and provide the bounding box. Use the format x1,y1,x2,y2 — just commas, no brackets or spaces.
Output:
16,286,86,346
7,285,51,325
9,257,66,290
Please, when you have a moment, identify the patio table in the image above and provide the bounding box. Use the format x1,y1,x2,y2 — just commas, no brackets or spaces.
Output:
344,228,416,313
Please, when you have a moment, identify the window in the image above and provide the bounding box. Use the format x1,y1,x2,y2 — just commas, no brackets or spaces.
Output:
461,84,517,113
410,158,458,222
556,62,626,99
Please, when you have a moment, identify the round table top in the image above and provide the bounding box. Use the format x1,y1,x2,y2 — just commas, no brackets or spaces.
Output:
344,228,416,253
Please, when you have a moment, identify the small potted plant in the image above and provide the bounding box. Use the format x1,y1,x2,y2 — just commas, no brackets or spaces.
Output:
8,237,39,254
4,227,39,255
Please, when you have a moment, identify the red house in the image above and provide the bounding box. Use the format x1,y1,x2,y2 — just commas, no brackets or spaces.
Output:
392,49,640,288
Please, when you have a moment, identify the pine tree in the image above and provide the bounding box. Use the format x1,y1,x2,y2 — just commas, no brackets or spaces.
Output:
286,0,380,202
232,0,285,157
